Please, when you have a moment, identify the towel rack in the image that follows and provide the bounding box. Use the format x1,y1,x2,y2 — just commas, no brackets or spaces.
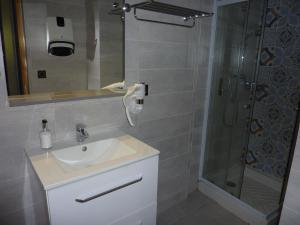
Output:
110,0,213,28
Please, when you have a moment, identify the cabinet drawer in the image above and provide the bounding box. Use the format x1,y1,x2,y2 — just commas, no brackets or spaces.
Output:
110,203,157,225
47,156,158,225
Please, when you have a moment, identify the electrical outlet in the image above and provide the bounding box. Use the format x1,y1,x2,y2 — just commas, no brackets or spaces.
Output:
37,70,47,79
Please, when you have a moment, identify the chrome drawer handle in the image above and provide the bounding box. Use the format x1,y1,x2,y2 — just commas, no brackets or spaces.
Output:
75,175,143,203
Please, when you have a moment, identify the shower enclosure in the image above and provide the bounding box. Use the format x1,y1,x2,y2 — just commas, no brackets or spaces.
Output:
201,0,300,223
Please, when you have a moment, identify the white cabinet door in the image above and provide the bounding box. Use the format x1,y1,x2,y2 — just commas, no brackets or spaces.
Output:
47,156,158,225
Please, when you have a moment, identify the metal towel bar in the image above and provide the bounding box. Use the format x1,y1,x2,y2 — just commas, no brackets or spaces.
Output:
110,0,213,28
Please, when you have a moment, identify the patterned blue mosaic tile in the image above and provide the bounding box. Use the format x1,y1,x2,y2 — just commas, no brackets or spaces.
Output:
248,0,300,178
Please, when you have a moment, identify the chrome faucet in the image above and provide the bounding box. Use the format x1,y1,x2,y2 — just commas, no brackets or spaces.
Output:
76,124,89,142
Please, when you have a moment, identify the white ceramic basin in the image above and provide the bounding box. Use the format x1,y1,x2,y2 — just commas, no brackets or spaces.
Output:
52,138,136,167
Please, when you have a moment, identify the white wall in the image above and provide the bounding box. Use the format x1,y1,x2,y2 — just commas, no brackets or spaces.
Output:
280,130,300,224
86,0,101,89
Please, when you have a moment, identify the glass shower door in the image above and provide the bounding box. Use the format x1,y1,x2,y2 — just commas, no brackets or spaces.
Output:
203,0,265,197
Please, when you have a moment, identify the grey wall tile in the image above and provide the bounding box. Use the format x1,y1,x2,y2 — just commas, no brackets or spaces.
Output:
190,143,201,166
148,133,190,161
193,87,207,109
125,40,140,70
133,114,192,143
193,107,205,128
199,0,214,12
22,3,47,19
0,109,33,148
140,92,194,122
159,154,189,180
54,97,125,141
0,200,49,225
138,23,189,44
158,173,188,202
0,158,45,217
140,69,193,95
125,69,139,86
192,127,202,146
138,42,189,69
188,163,199,193
194,66,209,90
124,11,139,41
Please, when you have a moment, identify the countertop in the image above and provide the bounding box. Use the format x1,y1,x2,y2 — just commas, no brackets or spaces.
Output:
26,133,160,190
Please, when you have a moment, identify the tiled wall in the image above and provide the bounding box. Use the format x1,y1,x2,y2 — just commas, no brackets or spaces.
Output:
0,0,212,224
280,131,300,224
99,0,124,87
247,0,300,179
86,0,101,89
275,1,300,223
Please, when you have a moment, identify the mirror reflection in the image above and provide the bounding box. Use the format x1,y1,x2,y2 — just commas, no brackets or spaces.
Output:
0,0,124,98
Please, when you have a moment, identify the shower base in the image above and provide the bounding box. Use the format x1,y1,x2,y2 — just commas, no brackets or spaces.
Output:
240,170,281,215
198,178,280,225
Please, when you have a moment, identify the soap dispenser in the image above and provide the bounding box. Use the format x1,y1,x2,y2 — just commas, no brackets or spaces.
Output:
40,119,53,149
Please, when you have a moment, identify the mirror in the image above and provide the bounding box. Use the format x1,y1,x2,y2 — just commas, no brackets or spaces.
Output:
0,0,125,105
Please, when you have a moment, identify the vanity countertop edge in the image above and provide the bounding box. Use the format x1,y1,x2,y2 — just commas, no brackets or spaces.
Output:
25,134,160,191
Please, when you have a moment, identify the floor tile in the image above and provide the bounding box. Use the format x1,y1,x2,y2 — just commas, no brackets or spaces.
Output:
157,191,249,225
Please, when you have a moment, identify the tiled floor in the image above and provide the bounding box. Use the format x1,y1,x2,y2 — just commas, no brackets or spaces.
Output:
157,191,249,225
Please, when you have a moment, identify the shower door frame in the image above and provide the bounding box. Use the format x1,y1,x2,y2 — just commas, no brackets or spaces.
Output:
197,0,278,224
198,0,249,180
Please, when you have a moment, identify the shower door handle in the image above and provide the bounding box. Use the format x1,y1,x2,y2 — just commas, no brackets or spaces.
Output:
218,78,224,96
229,75,239,102
243,104,251,109
249,82,256,98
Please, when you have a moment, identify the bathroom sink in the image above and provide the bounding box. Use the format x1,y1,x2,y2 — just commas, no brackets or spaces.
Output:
51,138,136,167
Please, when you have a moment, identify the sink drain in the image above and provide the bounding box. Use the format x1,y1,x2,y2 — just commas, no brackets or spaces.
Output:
82,146,87,152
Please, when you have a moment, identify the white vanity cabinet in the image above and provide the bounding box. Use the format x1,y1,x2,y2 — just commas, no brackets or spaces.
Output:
46,156,158,225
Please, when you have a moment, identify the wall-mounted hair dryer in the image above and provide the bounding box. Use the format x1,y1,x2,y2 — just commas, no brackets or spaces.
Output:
123,82,149,127
46,17,75,56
